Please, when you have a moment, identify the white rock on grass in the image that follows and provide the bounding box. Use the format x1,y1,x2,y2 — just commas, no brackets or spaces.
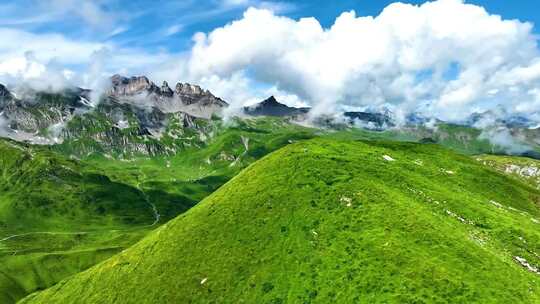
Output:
383,155,395,162
514,256,540,274
340,196,352,207
439,168,456,175
489,200,503,208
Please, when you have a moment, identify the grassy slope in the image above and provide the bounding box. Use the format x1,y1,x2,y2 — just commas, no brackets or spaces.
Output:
23,138,540,303
0,118,315,303
0,139,160,303
0,140,156,233
477,155,540,189
328,124,495,156
82,117,316,223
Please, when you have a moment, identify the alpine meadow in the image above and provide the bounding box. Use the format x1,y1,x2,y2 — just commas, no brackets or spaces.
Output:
1,0,540,303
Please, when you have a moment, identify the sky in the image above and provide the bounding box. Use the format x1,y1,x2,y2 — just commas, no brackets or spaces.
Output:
0,0,540,124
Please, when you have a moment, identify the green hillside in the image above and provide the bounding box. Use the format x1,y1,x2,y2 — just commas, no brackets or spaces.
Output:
477,155,540,190
0,139,159,303
0,139,157,233
0,118,315,303
22,138,540,303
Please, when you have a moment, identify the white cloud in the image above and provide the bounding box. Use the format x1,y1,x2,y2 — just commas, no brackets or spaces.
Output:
0,27,176,95
164,24,184,36
0,28,106,68
47,0,117,29
1,0,540,126
108,26,129,38
222,0,250,6
220,0,295,13
0,56,46,79
186,0,540,122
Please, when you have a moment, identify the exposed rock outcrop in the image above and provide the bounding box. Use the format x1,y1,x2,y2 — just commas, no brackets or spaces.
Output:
108,75,228,119
244,96,310,117
344,111,395,130
161,81,174,98
109,75,160,96
0,81,217,156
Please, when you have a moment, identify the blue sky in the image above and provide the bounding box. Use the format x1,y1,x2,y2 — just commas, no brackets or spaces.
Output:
0,0,539,123
1,0,538,55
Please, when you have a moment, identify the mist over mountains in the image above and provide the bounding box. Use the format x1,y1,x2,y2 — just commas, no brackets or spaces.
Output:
2,1,540,129
0,74,538,158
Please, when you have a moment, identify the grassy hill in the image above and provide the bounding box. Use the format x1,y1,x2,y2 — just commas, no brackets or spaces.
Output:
0,139,157,233
0,118,315,303
477,155,540,190
0,139,159,303
22,138,540,303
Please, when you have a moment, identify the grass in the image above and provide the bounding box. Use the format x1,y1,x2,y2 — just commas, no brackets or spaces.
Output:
0,118,317,303
0,139,159,303
477,154,540,189
3,116,539,303
22,138,540,303
326,123,496,155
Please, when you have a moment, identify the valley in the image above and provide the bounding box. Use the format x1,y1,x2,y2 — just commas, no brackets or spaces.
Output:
1,77,540,303
20,138,540,303
3,1,540,302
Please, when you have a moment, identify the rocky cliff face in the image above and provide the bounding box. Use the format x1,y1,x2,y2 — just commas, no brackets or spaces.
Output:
108,75,228,119
0,88,89,144
0,84,11,100
0,79,221,157
0,84,14,109
109,75,159,96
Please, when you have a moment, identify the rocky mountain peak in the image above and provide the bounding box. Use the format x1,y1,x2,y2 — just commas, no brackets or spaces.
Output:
161,81,174,97
175,83,205,96
244,96,310,117
0,84,10,97
110,75,158,96
260,96,280,106
107,75,227,119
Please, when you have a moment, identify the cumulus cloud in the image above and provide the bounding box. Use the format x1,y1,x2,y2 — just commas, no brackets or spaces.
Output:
0,26,176,95
0,27,107,91
186,0,540,123
2,0,540,128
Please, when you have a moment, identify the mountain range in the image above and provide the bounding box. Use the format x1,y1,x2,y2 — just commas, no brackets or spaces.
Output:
1,75,538,158
1,76,540,303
